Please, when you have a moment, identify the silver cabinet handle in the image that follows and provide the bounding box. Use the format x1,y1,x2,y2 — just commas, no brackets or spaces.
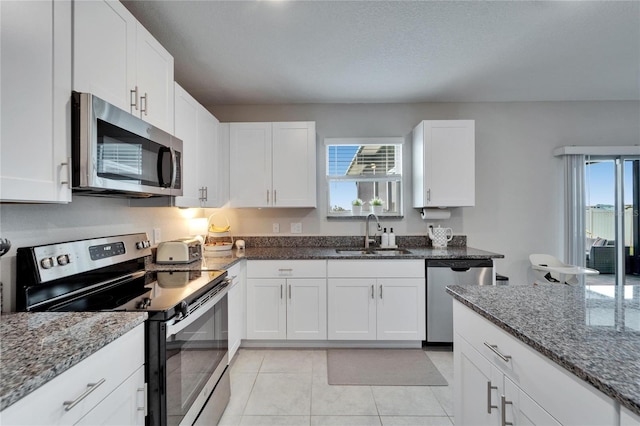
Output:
278,268,293,272
487,381,498,413
371,284,374,299
63,378,105,411
280,284,283,299
137,384,147,415
379,284,383,299
288,284,291,299
130,86,139,111
501,395,513,426
484,342,512,362
267,190,269,203
427,188,431,202
274,189,277,204
60,158,71,186
140,92,148,116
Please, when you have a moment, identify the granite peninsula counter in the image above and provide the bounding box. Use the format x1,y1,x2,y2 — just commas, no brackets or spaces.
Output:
0,312,147,411
446,283,640,417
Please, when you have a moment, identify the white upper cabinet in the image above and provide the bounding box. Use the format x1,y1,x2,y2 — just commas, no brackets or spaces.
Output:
0,0,72,203
73,0,174,133
229,122,317,208
173,83,225,208
412,120,475,208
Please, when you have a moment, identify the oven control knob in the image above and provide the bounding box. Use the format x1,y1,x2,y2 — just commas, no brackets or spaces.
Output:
136,241,144,249
40,257,54,269
177,301,188,319
56,254,70,266
144,240,151,248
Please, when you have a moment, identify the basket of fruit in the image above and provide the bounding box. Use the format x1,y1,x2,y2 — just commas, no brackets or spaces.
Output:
205,213,234,252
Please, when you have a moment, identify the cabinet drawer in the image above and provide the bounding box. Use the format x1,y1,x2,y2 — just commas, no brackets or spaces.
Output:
328,260,424,278
0,324,144,426
247,260,326,278
453,301,616,426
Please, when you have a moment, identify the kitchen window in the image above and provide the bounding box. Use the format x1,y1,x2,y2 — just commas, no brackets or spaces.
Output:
325,137,403,217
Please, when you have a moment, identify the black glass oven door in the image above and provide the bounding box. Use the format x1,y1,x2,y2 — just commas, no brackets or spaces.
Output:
164,294,228,426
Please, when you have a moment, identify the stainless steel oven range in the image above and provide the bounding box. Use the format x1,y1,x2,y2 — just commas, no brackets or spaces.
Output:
16,233,230,426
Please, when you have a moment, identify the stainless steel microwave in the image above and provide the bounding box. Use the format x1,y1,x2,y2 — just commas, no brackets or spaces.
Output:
71,92,183,198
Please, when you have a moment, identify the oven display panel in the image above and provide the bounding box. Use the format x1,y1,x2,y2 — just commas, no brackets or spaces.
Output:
89,242,126,260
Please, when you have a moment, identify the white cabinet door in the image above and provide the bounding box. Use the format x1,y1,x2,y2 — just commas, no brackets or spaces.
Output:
173,84,224,208
503,376,561,426
134,22,174,133
228,262,246,361
328,278,377,340
272,122,317,207
229,123,272,207
287,278,327,340
412,120,475,207
73,0,135,112
453,335,500,426
621,407,640,425
73,0,174,133
246,278,286,339
174,83,200,207
197,104,224,207
376,278,425,340
75,366,146,426
0,0,72,203
229,122,316,208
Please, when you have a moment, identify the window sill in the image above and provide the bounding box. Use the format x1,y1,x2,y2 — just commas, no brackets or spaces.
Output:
327,214,404,220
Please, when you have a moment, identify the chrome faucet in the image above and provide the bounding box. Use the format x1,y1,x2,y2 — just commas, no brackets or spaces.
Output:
364,213,382,249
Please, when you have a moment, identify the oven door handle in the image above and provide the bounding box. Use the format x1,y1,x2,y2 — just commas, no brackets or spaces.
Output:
165,280,229,338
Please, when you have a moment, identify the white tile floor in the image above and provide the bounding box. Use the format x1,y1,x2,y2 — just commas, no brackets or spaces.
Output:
219,348,454,426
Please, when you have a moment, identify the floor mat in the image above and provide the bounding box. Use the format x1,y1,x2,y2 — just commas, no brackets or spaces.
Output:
327,348,448,386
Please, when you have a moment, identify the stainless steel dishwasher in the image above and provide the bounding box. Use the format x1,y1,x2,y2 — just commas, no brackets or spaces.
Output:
426,259,494,343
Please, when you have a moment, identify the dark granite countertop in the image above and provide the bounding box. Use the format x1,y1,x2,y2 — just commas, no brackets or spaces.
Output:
446,283,640,416
0,312,147,411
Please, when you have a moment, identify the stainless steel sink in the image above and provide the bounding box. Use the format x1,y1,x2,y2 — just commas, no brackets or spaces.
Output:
335,249,375,255
335,248,412,256
372,249,413,255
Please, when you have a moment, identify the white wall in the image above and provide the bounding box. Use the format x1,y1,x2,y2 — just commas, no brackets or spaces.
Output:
208,101,639,285
1,101,638,311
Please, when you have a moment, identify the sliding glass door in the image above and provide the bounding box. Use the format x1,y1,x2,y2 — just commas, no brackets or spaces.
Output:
584,156,639,287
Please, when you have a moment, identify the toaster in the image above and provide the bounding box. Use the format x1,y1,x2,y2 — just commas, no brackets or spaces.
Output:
156,238,202,264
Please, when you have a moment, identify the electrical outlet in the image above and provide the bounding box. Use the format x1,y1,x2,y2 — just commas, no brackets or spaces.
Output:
153,228,161,244
272,223,280,233
291,222,302,234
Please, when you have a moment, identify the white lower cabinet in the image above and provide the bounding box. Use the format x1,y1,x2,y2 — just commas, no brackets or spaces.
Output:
246,260,327,340
0,324,145,426
453,300,617,425
227,261,246,361
327,260,425,341
621,407,640,425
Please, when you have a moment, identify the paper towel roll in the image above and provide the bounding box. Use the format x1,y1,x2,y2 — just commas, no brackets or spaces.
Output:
420,208,451,220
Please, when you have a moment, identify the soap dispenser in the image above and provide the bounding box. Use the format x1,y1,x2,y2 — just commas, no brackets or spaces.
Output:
389,228,396,247
381,228,389,247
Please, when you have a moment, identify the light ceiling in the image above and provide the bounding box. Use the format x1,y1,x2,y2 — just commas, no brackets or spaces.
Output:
122,1,640,106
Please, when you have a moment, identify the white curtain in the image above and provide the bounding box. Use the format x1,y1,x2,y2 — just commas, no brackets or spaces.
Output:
564,154,586,267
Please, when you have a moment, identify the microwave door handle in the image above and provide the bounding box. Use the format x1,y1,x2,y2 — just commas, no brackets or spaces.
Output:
157,147,172,188
169,147,177,189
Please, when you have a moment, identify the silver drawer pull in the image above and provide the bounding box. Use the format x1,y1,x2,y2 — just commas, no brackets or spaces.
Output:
501,395,513,426
484,342,512,362
63,378,106,411
278,268,293,272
